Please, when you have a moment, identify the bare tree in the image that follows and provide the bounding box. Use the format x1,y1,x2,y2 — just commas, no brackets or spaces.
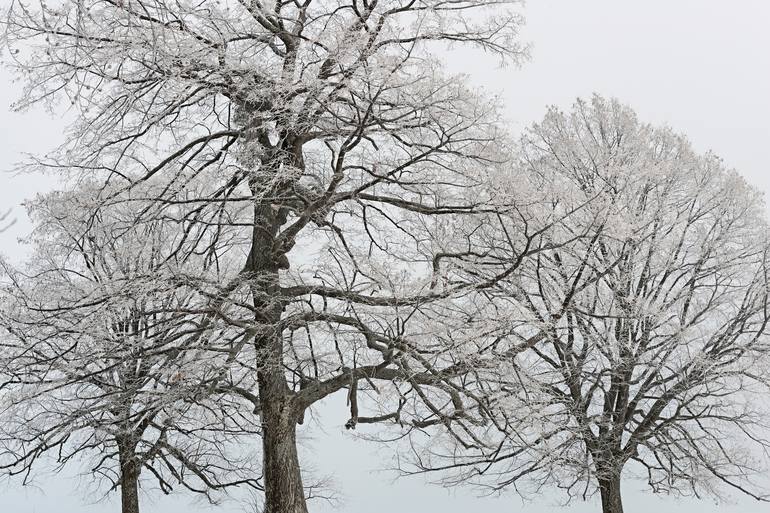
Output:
411,96,770,513
1,2,537,512
0,188,262,513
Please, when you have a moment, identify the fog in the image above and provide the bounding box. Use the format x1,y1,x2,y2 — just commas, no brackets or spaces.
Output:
1,1,768,511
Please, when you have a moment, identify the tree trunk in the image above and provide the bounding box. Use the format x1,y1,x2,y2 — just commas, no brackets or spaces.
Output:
248,147,308,513
118,444,141,513
259,371,308,513
598,474,624,513
250,266,308,513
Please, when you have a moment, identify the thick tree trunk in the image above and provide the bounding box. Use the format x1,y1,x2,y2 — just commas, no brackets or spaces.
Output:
118,444,141,513
250,267,308,513
598,474,624,513
249,237,307,513
248,147,308,513
259,372,308,513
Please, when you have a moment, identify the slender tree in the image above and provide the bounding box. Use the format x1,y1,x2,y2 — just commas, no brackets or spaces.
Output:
0,189,262,513
2,2,535,511
411,97,770,513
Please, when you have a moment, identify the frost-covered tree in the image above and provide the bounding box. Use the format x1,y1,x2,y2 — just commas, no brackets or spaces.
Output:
415,97,770,513
1,2,534,511
0,190,262,513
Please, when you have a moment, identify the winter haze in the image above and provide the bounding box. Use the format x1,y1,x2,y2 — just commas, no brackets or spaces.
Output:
1,1,769,512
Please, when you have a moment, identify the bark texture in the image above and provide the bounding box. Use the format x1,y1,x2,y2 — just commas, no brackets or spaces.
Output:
118,444,141,513
259,375,307,513
598,475,624,513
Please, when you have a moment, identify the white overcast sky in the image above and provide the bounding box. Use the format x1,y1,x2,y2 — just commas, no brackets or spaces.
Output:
1,1,769,512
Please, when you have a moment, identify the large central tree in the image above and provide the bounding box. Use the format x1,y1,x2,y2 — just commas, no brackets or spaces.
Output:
2,2,534,511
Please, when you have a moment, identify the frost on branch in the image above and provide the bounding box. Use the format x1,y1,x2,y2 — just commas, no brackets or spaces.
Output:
0,189,262,511
410,96,770,513
1,2,533,513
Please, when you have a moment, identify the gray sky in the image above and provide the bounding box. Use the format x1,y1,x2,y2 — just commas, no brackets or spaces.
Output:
1,1,769,512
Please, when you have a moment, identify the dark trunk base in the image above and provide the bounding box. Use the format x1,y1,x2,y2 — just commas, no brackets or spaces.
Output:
598,476,624,513
119,449,140,513
260,378,308,513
